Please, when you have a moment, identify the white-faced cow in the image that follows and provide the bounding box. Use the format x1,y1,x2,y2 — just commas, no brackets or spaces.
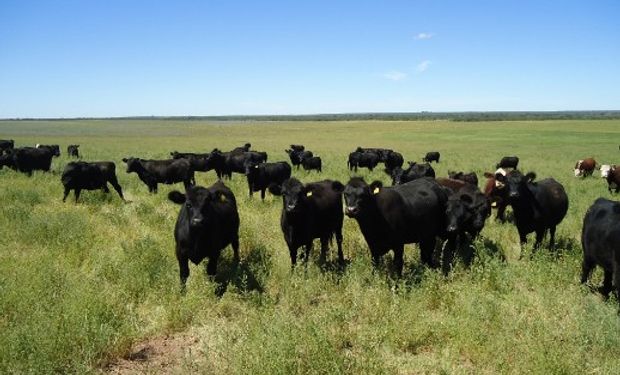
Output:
574,158,596,177
168,181,240,288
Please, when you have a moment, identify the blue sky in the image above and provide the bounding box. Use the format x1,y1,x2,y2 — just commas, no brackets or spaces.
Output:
0,0,618,117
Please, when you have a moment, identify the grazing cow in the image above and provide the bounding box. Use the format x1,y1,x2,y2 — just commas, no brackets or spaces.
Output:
423,151,440,163
285,149,313,169
442,184,490,274
348,151,361,171
356,147,393,162
574,158,596,177
448,171,479,186
483,168,509,222
496,170,569,249
280,178,345,265
0,139,14,153
496,156,519,169
122,157,194,193
301,156,322,172
168,181,240,287
389,162,435,185
67,145,80,158
606,166,620,193
8,147,56,175
600,164,613,178
35,144,60,157
343,177,448,275
61,161,124,202
245,161,291,200
357,152,380,171
384,151,404,172
581,198,620,302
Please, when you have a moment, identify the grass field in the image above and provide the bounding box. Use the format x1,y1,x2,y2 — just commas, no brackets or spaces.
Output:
1,119,620,374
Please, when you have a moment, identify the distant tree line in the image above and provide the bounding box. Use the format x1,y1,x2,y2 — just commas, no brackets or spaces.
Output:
3,111,620,122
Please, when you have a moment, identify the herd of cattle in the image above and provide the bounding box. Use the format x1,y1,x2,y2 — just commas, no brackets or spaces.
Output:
1,138,620,306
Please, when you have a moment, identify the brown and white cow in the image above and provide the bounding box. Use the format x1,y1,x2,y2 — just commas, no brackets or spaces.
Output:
574,158,596,177
483,168,508,222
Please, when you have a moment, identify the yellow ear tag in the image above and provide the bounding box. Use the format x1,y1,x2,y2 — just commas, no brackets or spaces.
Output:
220,194,227,202
373,187,380,194
306,191,313,197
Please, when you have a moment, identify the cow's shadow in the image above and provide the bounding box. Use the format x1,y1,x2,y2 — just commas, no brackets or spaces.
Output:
212,245,271,297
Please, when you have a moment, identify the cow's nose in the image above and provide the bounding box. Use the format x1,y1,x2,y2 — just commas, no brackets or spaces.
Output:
191,218,203,226
447,225,458,233
286,204,296,211
509,191,519,198
345,206,358,215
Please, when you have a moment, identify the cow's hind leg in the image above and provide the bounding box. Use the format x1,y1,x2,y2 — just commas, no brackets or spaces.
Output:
581,257,595,284
601,269,613,297
108,178,125,200
393,244,404,276
533,229,545,251
549,226,557,250
231,237,240,263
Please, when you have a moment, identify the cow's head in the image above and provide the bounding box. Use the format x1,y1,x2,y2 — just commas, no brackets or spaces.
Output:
122,157,141,173
600,165,613,178
496,170,536,201
343,177,382,217
446,193,474,235
168,186,227,229
244,160,260,176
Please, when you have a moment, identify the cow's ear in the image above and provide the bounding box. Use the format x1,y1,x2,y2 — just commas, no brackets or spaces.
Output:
215,191,228,203
369,180,383,195
168,191,186,204
525,172,536,182
122,158,128,163
483,172,494,178
331,180,345,193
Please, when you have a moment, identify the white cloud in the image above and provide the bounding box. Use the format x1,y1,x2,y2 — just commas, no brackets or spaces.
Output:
415,32,434,40
416,60,432,72
383,71,408,81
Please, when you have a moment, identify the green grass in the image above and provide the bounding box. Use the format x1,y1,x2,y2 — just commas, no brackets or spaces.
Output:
1,119,620,374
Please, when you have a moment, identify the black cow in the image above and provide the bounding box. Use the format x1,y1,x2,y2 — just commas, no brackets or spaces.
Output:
170,151,213,177
168,181,240,287
224,151,268,179
0,139,14,153
443,184,490,274
0,150,16,170
423,151,440,163
496,170,568,249
356,147,393,162
357,152,380,171
581,198,620,302
67,145,80,158
389,162,435,185
122,157,194,193
246,161,291,200
384,151,404,172
280,178,345,265
301,156,322,172
36,144,60,157
606,166,620,193
290,144,305,152
61,161,124,202
9,147,56,175
285,149,313,169
448,171,478,186
348,152,361,171
496,156,519,169
343,177,448,275
204,149,228,179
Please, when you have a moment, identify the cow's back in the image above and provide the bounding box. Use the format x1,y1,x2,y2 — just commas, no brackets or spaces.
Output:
582,198,620,269
532,178,569,225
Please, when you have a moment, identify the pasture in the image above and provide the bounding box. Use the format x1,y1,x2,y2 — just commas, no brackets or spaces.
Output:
1,119,619,374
